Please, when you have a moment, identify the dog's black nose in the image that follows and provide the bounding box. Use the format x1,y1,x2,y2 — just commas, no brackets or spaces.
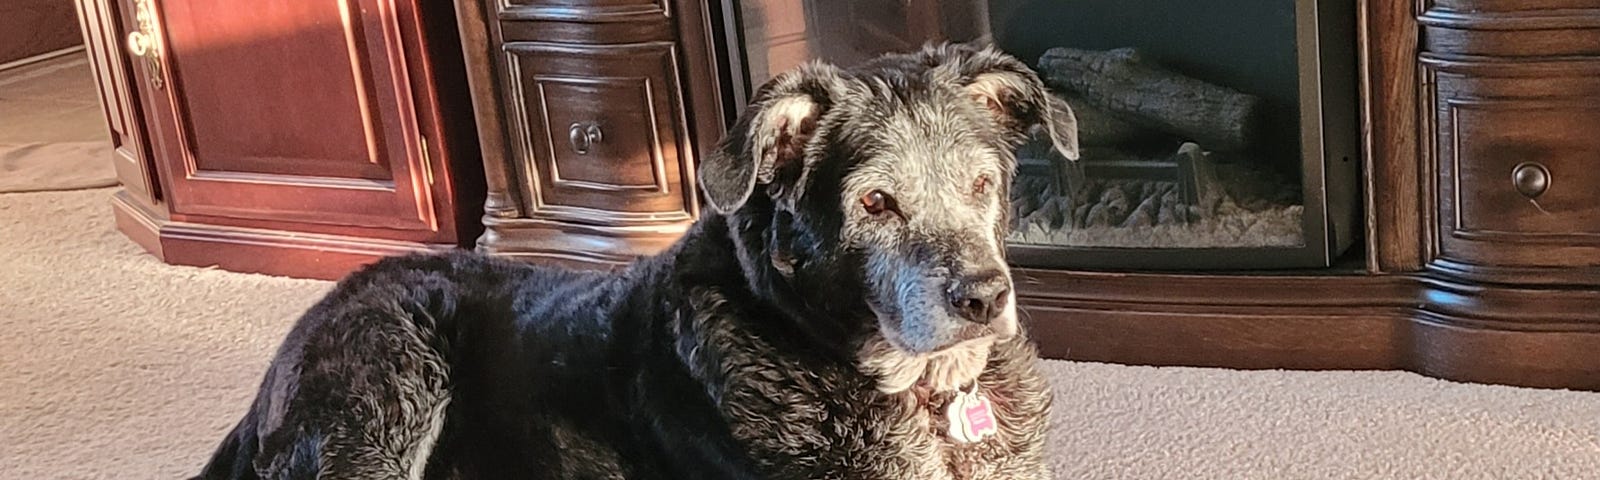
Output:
950,271,1010,325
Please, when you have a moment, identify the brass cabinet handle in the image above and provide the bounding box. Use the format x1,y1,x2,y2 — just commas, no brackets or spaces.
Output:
1512,162,1550,199
568,122,603,155
125,0,164,89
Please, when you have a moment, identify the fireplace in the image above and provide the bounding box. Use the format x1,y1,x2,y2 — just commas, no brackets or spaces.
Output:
718,0,1361,269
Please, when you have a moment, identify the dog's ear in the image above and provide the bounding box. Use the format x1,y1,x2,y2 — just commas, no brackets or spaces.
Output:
699,62,844,214
934,44,1081,161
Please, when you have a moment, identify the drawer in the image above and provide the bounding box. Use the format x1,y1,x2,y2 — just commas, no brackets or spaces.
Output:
502,42,697,226
1430,0,1600,12
1420,7,1600,57
1435,95,1600,268
1449,99,1600,237
497,0,667,22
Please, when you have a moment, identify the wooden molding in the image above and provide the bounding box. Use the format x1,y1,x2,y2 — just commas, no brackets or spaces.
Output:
1020,267,1600,391
113,190,454,280
1359,0,1426,272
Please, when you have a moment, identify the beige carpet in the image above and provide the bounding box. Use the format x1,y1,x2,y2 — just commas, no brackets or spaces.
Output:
3,188,1600,479
0,52,118,193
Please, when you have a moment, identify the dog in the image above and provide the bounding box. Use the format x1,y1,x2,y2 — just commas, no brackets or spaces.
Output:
194,43,1079,480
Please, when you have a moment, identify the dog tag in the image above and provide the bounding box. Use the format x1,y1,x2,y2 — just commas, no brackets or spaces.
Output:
946,385,998,443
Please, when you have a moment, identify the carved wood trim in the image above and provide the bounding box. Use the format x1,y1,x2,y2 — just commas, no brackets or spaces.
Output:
454,0,525,225
1020,269,1600,390
496,0,671,23
1361,0,1426,272
115,190,453,280
1419,7,1600,30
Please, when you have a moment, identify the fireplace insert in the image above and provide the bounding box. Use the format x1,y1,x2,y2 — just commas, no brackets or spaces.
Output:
715,0,1361,269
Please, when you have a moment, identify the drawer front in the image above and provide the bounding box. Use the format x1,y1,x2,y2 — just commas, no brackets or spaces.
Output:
1421,10,1600,58
1430,0,1600,12
503,42,696,225
1426,60,1600,270
1449,99,1600,238
497,0,668,22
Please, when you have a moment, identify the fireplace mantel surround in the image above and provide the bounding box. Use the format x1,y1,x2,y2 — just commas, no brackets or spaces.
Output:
82,0,1600,390
451,0,1600,390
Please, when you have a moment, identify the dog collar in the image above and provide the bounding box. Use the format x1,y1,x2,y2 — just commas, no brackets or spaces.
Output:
946,384,998,443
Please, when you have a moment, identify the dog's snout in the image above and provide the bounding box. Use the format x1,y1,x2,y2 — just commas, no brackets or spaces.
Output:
949,270,1010,325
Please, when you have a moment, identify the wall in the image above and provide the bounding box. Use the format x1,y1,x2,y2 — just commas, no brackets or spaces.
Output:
1,0,83,66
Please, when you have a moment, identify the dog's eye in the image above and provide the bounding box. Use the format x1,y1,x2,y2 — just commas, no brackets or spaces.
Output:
973,176,993,196
861,190,898,217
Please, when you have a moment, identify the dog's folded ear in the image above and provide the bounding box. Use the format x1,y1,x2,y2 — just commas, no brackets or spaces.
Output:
700,62,845,215
931,44,1082,161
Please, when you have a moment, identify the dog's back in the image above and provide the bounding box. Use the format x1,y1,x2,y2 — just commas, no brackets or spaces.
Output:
194,251,632,479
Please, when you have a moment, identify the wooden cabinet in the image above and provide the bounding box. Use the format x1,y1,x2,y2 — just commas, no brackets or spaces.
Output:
1019,0,1600,391
79,0,484,280
455,0,724,268
1419,5,1600,282
442,0,1600,390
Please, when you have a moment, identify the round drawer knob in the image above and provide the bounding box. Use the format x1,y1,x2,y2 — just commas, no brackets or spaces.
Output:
568,122,604,155
1511,162,1550,199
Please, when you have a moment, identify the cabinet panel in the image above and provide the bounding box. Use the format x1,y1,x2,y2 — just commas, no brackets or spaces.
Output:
503,42,695,225
132,0,448,235
158,0,391,181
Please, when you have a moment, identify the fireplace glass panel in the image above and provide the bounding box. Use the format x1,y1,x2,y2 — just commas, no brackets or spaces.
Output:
728,0,1359,269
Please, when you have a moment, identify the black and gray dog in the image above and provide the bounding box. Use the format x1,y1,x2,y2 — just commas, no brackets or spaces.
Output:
195,43,1080,480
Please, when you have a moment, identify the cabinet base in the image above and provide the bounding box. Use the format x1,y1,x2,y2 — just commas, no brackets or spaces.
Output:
474,215,688,271
1020,268,1600,391
112,190,454,280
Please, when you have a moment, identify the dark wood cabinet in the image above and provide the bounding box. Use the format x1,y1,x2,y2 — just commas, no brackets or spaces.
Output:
1017,0,1600,390
80,0,484,280
76,0,1599,389
1419,5,1600,284
450,0,1600,389
455,0,724,268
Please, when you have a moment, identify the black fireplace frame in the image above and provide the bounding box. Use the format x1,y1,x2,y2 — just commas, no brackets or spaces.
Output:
711,0,1362,270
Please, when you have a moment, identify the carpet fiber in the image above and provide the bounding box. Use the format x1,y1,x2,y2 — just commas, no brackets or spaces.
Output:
3,188,1599,479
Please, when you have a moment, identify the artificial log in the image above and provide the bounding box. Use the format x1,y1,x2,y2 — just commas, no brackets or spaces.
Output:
1059,92,1159,147
1038,47,1262,152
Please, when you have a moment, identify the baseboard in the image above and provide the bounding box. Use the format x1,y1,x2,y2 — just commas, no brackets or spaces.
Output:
0,45,83,72
1018,268,1600,391
113,189,457,280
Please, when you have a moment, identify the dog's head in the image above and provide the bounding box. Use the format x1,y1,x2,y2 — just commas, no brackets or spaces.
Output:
700,44,1078,392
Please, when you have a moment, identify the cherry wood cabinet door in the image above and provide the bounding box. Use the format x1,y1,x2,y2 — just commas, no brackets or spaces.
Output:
75,0,157,202
127,0,457,241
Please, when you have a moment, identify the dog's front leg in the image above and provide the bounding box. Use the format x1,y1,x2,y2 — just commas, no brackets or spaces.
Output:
625,362,767,480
